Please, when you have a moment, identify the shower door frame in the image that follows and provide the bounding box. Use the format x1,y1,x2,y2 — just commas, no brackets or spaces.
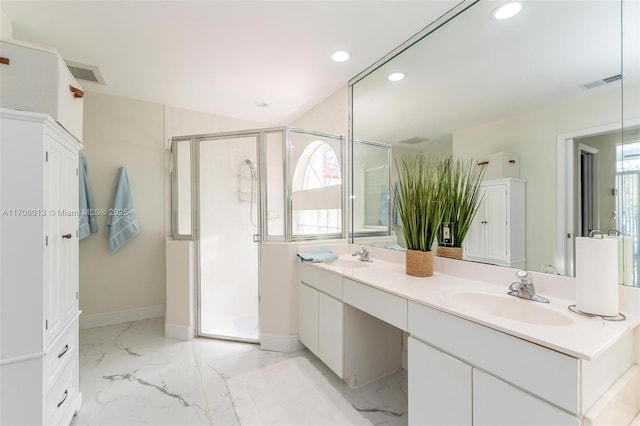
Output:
193,129,264,343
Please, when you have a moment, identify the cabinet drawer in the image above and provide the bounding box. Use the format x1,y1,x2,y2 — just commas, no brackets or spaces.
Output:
343,278,407,331
45,354,78,426
44,317,78,392
408,301,579,413
299,264,342,299
0,40,84,140
473,369,578,426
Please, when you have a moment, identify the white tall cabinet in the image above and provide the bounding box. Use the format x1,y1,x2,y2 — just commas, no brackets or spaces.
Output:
1,109,82,425
464,178,525,268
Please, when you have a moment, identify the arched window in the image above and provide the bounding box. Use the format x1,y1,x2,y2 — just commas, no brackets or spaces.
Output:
291,139,342,236
293,140,341,192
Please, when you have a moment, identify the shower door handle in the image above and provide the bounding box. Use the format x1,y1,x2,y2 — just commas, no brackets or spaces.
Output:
253,234,260,243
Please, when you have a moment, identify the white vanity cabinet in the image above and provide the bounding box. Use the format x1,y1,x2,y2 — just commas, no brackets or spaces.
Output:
473,369,577,426
464,178,525,268
408,336,472,426
298,281,344,375
406,299,622,425
1,109,82,426
298,263,403,386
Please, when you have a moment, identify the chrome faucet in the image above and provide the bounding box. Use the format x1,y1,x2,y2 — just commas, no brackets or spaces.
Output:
352,246,373,262
508,270,549,303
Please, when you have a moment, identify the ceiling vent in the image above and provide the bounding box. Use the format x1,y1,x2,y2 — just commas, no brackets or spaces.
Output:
582,74,622,90
398,136,430,145
64,60,106,85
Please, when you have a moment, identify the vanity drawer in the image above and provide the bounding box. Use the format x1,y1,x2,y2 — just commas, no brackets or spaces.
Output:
45,354,78,426
299,264,342,299
44,317,78,392
343,278,407,331
0,39,84,141
408,301,579,414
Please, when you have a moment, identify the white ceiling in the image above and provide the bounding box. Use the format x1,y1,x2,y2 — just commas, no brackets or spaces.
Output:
0,0,461,125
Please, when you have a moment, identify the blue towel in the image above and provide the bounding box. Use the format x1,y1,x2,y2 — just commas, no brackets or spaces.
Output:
106,167,139,252
78,155,98,239
379,184,389,226
297,248,339,263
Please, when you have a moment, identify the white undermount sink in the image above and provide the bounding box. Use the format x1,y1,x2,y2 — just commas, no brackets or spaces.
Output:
326,258,372,269
447,290,574,326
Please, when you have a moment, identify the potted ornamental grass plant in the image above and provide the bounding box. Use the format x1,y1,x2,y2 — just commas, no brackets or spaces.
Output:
395,154,445,277
436,156,486,259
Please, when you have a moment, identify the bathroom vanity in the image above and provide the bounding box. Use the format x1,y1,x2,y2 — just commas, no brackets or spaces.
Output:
297,250,639,425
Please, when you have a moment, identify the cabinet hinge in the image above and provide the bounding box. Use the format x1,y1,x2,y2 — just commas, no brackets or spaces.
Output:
46,235,49,246
76,291,79,300
76,230,79,238
76,168,79,176
45,320,48,330
45,151,49,162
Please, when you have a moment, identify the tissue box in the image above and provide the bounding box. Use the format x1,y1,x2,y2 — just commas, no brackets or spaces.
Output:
479,152,519,180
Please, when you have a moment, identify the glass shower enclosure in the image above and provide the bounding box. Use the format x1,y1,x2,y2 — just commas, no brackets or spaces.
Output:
171,127,344,343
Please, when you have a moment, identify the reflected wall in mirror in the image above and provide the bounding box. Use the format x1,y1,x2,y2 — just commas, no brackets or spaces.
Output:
350,0,640,286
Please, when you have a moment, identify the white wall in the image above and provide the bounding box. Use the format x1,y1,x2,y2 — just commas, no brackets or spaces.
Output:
80,93,166,320
0,7,13,39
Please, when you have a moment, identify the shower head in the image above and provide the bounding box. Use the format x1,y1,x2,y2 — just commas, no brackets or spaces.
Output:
245,159,257,171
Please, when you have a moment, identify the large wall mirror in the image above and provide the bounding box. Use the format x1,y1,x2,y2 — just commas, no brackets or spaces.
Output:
350,0,640,286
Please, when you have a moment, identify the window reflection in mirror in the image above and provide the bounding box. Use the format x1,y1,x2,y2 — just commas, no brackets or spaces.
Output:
350,140,394,245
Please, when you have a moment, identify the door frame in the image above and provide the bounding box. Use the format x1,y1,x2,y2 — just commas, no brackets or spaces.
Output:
556,117,640,276
193,130,262,343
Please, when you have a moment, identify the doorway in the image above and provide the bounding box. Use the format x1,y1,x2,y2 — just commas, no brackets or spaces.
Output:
578,144,599,237
197,133,260,342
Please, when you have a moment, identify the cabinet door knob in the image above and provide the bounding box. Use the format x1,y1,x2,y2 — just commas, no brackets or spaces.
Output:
62,233,72,239
0,57,9,65
57,389,68,408
58,344,69,359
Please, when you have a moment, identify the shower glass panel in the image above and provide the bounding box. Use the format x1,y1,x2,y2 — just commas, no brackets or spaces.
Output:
171,139,193,238
290,130,343,238
198,135,259,341
264,131,285,239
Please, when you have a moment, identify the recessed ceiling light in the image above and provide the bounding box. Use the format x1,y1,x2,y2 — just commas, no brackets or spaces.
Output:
388,72,405,82
254,101,268,108
492,2,522,20
331,50,350,62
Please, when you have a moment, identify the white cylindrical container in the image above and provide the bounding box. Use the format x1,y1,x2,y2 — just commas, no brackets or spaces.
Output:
575,237,619,316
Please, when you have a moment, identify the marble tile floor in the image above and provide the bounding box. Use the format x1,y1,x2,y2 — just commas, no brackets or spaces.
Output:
70,317,408,426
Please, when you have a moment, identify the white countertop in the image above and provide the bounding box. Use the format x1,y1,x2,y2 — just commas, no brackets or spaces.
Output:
306,255,639,361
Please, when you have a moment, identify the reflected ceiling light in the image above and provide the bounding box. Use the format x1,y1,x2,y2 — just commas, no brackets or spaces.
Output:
388,72,405,82
331,50,350,62
492,2,522,20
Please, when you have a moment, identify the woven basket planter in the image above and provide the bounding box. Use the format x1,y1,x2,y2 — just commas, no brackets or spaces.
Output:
405,249,434,277
436,246,463,260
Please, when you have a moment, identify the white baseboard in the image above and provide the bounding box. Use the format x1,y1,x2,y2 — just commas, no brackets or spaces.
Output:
261,334,305,353
80,305,165,329
165,323,194,341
